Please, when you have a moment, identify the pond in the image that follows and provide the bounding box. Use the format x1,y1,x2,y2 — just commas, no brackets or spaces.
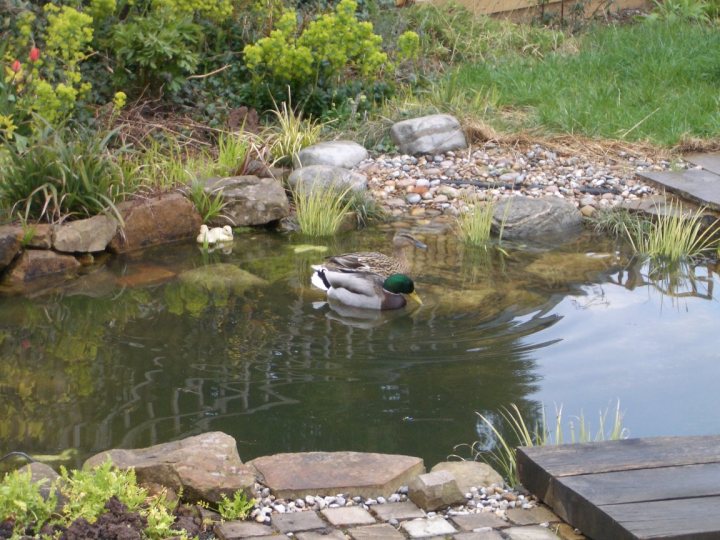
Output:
1,221,719,471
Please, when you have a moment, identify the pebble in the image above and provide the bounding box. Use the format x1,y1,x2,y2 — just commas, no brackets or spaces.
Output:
355,142,685,217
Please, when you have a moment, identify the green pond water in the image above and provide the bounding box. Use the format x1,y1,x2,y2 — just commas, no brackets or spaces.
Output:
1,223,719,470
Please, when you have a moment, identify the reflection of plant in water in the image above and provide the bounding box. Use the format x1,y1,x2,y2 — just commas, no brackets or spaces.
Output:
612,257,715,301
458,244,507,287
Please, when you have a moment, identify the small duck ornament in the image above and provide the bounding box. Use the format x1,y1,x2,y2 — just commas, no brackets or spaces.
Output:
196,225,234,245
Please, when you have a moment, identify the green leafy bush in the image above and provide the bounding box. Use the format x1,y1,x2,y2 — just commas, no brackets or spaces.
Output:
217,490,255,520
244,0,391,114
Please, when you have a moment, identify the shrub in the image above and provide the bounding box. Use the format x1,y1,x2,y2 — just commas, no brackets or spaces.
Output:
244,0,391,114
218,490,255,520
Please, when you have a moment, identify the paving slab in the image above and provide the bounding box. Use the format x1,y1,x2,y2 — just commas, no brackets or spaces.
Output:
214,521,278,539
321,506,377,526
430,461,503,493
636,169,720,210
348,523,406,539
504,526,562,540
271,511,326,533
296,530,347,540
401,516,457,538
370,501,425,521
685,152,720,175
507,507,560,526
248,451,424,498
454,531,505,540
450,512,509,530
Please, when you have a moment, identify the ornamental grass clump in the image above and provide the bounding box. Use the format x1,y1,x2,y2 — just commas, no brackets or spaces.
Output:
292,180,354,237
265,99,324,166
457,401,628,486
621,200,720,261
455,199,495,246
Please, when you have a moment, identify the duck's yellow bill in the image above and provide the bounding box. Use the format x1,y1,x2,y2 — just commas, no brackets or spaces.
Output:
408,291,423,305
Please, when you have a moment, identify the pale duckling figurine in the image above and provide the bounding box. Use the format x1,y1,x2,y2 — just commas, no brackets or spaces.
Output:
196,224,234,244
311,267,422,310
321,232,427,279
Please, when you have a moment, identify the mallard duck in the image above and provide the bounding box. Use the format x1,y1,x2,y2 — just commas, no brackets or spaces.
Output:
197,225,234,244
322,232,427,278
311,267,422,310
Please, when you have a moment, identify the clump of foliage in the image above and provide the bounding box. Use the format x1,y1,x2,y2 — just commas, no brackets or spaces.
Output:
455,199,496,247
244,0,393,115
0,127,127,223
0,469,57,538
646,0,711,22
265,99,324,166
0,458,201,538
186,181,228,224
217,490,255,520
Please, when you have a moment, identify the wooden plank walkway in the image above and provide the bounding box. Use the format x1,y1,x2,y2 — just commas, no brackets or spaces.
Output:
517,436,720,540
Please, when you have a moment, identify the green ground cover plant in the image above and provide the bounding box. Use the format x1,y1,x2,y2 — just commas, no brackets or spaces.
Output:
448,20,720,145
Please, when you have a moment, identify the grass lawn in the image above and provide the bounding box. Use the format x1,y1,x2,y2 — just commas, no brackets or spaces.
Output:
451,20,720,146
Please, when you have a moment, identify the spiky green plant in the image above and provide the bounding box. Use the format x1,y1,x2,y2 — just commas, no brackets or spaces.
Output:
622,200,719,261
186,181,228,224
457,401,628,486
455,199,495,246
265,98,324,166
292,180,354,237
212,131,252,177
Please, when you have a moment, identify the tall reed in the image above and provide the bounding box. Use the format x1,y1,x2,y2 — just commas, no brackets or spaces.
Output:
292,181,354,237
455,199,495,246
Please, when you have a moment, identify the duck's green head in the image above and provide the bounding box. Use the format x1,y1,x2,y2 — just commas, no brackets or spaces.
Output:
383,274,422,305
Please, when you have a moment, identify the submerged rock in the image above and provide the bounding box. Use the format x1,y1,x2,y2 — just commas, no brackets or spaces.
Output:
4,249,81,285
493,197,583,242
178,263,267,294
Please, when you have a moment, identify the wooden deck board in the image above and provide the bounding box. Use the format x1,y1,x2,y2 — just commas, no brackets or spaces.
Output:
517,436,720,540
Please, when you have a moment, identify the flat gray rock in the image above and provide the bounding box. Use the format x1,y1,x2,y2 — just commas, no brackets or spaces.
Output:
430,461,504,493
370,501,425,521
348,523,406,539
248,451,424,498
295,141,368,169
636,169,720,211
215,521,276,539
400,516,457,538
270,511,325,533
54,214,118,253
288,165,368,192
685,152,720,175
203,175,290,226
493,197,583,242
408,470,465,511
390,114,467,155
321,506,376,526
504,526,562,540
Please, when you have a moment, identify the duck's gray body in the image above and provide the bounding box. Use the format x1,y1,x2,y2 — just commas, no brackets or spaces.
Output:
311,267,407,310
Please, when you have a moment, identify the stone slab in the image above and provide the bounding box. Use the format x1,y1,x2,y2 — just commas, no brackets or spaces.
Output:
450,513,509,530
296,531,347,540
348,523,406,539
214,521,277,539
636,169,720,210
248,452,424,498
506,507,560,526
504,526,562,540
321,506,376,526
370,501,425,521
271,511,326,533
455,531,505,540
685,152,720,175
430,462,504,493
400,516,457,538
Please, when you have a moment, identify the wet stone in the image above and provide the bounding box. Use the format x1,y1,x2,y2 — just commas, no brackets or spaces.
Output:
450,513,508,530
321,506,376,526
370,501,425,521
505,526,562,540
348,523,406,540
400,516,457,538
270,511,326,533
214,521,276,539
507,506,560,526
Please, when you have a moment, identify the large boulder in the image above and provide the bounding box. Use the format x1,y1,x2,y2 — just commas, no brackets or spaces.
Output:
0,225,22,271
288,165,367,192
430,461,504,493
178,263,267,294
294,141,369,169
390,114,467,155
108,193,202,253
407,470,465,511
25,224,54,249
4,250,81,285
84,432,256,504
203,176,289,227
492,197,583,242
54,215,118,253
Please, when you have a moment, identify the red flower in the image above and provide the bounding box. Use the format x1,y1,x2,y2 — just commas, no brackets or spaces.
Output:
29,47,40,62
11,59,21,73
